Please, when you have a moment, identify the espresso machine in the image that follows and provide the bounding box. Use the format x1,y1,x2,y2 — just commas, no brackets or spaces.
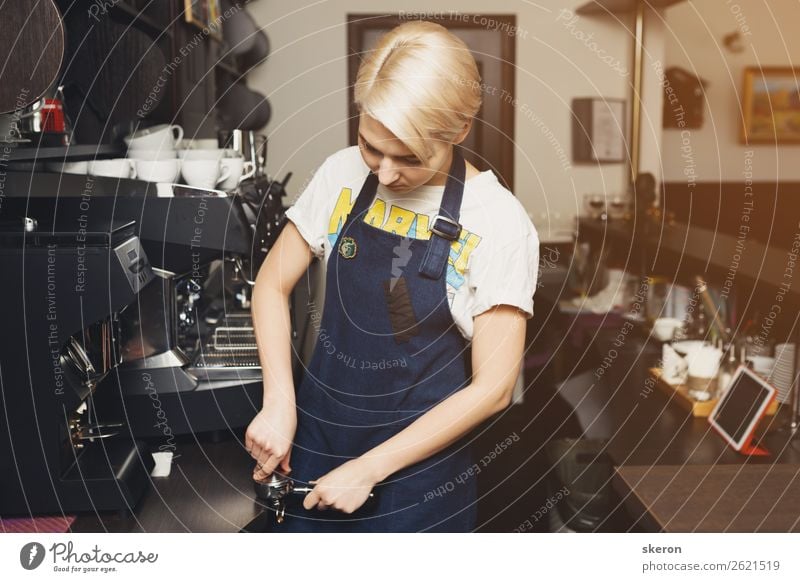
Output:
2,167,295,440
100,180,265,437
0,214,156,514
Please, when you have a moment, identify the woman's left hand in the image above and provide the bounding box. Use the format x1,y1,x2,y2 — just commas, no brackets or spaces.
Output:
303,458,378,514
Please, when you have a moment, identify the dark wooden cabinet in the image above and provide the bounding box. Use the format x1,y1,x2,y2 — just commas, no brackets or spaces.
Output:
52,0,245,143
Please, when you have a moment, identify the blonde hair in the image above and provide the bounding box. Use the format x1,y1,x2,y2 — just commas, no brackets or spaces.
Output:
353,21,482,162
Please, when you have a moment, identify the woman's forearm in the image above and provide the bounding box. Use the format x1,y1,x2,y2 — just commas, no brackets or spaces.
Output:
358,378,514,483
251,282,296,410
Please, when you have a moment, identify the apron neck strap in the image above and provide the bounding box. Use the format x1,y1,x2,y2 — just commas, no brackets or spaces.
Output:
419,148,465,280
436,147,466,226
350,172,379,218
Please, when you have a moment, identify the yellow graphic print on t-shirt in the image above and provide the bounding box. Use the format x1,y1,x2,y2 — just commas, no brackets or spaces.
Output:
327,187,482,296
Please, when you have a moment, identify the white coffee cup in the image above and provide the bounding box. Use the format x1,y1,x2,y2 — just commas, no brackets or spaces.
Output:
46,161,89,174
181,159,230,189
182,138,219,150
88,158,137,179
687,375,718,402
124,124,184,151
178,148,228,161
685,345,722,381
661,344,688,385
135,159,181,183
127,148,177,161
218,156,255,190
652,317,683,342
150,451,173,478
747,355,775,376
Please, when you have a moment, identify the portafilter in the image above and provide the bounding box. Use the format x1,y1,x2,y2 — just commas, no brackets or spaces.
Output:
254,471,374,524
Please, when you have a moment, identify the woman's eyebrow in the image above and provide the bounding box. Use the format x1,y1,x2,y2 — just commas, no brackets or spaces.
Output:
358,132,380,153
359,133,418,161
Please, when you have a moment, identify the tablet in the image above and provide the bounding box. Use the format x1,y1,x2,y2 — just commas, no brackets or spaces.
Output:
708,365,777,454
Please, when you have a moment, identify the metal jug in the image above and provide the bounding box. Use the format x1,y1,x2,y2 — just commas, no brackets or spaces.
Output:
218,129,267,177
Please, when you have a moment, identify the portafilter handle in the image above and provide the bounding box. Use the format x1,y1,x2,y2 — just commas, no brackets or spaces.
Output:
285,478,373,498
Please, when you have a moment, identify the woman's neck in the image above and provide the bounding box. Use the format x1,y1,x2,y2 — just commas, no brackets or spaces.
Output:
424,150,480,186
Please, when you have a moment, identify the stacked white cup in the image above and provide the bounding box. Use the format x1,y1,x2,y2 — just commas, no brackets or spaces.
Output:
685,344,722,401
125,124,183,184
177,147,254,190
771,343,796,404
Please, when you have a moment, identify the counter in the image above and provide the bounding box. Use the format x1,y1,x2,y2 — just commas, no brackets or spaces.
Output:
555,329,800,531
71,437,264,533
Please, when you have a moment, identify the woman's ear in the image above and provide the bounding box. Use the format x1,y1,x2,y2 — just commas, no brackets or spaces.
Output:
453,119,473,145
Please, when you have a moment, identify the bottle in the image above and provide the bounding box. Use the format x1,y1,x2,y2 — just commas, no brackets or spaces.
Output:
716,343,738,399
694,302,708,339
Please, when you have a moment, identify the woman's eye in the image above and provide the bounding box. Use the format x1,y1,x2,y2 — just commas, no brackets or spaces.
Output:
362,142,380,154
359,139,419,165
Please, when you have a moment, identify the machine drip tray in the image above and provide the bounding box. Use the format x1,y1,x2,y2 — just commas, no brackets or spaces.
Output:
191,351,261,380
188,321,262,380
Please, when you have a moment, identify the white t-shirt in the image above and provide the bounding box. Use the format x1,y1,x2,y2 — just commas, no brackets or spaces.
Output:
285,145,540,341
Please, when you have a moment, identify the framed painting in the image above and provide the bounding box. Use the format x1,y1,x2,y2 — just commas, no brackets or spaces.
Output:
741,67,800,143
184,0,223,41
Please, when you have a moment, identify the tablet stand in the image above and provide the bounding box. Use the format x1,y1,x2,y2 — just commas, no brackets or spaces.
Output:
740,442,770,456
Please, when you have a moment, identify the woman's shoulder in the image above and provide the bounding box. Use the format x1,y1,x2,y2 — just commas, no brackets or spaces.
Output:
463,169,514,203
462,172,537,240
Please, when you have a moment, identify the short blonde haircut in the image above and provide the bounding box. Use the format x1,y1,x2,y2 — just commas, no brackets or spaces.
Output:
353,21,482,162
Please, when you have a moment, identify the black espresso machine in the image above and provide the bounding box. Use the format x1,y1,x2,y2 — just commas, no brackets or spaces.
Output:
2,169,296,443
0,214,156,514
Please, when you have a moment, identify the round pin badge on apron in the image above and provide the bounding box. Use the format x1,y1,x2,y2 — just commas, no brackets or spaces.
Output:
338,236,358,259
278,149,475,532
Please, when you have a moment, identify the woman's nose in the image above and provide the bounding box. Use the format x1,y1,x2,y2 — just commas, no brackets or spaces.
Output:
377,158,400,185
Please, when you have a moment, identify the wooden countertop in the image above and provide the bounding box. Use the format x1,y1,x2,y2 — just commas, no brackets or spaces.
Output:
556,337,800,467
554,332,800,531
614,463,800,532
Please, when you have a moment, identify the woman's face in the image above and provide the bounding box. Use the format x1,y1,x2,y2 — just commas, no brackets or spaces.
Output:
357,113,453,193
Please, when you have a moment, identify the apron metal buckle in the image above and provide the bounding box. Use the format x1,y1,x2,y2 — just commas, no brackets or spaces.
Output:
430,214,462,241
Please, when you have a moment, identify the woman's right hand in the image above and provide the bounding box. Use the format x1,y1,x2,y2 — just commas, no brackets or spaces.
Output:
245,404,297,482
246,222,310,482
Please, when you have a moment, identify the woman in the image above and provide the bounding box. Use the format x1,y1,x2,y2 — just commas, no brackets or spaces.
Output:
245,21,539,532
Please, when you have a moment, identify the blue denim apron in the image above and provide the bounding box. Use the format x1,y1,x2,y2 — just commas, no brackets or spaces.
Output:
279,149,476,532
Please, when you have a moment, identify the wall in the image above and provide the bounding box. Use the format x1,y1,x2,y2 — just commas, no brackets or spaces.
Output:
245,0,665,239
660,0,800,183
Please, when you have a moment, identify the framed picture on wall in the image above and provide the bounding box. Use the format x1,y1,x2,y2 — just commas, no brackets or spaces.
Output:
571,98,627,163
741,67,800,144
184,0,223,40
